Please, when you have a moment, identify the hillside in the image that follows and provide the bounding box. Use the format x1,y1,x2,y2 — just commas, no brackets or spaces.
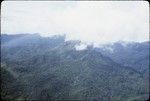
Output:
96,41,149,78
1,34,149,101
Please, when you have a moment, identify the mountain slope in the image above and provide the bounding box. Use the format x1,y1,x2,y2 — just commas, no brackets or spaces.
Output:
1,34,149,101
96,41,149,77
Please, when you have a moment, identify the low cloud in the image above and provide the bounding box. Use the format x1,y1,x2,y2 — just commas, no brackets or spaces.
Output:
1,1,149,45
75,43,87,51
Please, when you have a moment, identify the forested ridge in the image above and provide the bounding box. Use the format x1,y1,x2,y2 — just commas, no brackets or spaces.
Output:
1,34,149,101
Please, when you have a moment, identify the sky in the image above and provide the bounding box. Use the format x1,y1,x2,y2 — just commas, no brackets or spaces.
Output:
1,1,149,45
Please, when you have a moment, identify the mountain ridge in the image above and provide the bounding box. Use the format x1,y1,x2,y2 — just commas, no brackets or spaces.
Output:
1,34,149,101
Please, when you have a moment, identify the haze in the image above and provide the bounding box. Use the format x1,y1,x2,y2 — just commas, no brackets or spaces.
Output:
1,1,149,45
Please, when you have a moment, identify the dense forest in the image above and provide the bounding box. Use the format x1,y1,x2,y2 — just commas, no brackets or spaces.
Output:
1,34,149,101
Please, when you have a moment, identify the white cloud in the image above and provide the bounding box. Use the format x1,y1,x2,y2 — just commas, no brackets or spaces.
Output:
1,1,149,45
75,43,87,51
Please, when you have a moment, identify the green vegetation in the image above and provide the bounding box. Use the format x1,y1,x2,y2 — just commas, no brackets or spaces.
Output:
1,34,149,100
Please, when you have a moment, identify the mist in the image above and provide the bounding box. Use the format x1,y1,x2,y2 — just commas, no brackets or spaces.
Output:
1,1,149,46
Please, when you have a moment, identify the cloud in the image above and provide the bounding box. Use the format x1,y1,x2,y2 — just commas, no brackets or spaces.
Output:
75,43,87,51
1,1,149,45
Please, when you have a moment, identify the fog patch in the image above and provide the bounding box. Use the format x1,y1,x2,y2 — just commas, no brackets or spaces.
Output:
75,43,87,51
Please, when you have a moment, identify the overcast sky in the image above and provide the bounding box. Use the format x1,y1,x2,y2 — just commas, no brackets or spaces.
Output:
1,1,149,45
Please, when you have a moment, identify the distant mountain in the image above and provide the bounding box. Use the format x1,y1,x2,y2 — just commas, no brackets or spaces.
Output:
1,34,65,61
96,41,149,78
1,34,149,101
